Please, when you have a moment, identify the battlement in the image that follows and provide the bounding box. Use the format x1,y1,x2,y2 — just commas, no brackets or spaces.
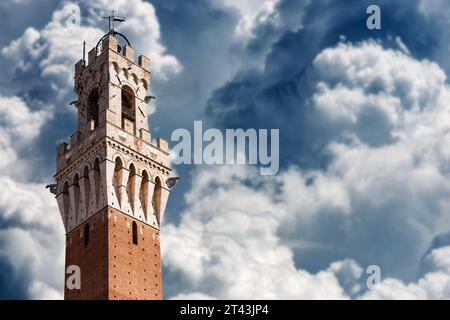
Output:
56,130,170,174
75,34,150,78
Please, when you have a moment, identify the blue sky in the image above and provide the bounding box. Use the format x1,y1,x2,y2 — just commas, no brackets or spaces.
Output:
1,0,450,299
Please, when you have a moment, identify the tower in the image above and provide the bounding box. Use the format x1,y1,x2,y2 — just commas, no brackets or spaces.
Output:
53,25,172,300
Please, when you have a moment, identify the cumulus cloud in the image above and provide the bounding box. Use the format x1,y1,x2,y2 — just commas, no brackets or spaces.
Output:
163,166,350,299
1,0,181,106
0,95,49,179
213,0,309,71
162,162,450,299
218,0,281,40
361,246,450,299
163,40,450,299
2,3,101,103
0,177,64,300
0,94,63,299
0,224,64,300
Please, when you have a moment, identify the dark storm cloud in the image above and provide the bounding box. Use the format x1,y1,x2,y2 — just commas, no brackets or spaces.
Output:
150,0,240,133
0,259,30,300
206,0,442,169
148,0,241,227
198,0,450,285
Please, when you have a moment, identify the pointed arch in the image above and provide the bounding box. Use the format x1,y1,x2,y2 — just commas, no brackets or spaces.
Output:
139,170,149,220
112,62,120,75
73,174,81,223
122,68,129,79
113,157,123,206
132,73,139,85
62,181,70,225
93,157,101,209
141,78,148,91
82,165,90,217
126,163,136,214
152,176,162,224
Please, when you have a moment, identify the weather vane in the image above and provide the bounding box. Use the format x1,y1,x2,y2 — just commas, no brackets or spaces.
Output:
102,10,126,34
95,9,132,55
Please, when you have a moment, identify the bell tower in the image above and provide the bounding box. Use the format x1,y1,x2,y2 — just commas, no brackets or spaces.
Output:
53,23,172,300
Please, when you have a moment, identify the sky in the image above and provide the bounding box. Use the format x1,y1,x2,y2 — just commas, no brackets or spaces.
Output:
1,0,450,299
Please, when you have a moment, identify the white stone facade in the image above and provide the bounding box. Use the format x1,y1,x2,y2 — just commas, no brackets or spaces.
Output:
54,34,171,233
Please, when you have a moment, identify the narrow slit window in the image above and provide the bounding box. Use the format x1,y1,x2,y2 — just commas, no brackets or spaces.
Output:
84,223,90,247
132,221,138,245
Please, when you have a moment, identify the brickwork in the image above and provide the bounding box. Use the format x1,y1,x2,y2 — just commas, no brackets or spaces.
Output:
108,207,162,300
65,207,109,300
65,207,162,300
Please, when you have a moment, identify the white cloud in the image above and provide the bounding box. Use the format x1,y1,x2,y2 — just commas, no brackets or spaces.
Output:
362,246,450,299
0,185,64,300
163,167,350,299
395,36,411,55
2,0,181,102
313,41,446,112
0,95,48,145
218,0,281,39
162,41,450,299
163,163,450,299
0,94,63,299
2,3,102,99
0,95,49,179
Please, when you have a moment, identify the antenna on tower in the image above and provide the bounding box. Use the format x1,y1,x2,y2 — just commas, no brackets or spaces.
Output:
102,10,126,34
83,41,86,66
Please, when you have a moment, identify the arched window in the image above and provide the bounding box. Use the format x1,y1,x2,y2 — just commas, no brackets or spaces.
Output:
126,164,136,213
73,174,80,223
82,166,90,217
132,221,138,245
139,170,149,220
141,79,148,91
62,181,70,225
84,223,90,246
113,157,123,206
121,86,135,134
93,158,101,208
112,62,120,75
152,177,162,224
87,88,99,127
